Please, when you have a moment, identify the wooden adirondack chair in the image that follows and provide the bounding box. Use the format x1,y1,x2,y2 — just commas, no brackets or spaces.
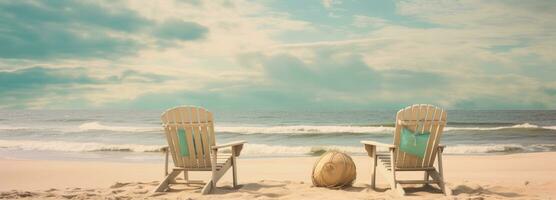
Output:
153,106,246,194
361,104,448,196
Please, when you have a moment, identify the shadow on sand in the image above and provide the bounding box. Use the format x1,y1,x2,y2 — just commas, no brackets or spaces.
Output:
451,184,522,198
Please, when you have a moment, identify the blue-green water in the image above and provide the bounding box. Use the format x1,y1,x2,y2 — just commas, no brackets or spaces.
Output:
0,109,555,162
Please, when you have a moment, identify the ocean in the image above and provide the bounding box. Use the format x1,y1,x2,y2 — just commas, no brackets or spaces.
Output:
1,109,555,162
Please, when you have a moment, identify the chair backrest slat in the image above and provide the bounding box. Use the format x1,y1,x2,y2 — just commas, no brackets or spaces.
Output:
208,112,216,147
191,108,206,168
393,104,447,169
198,110,212,167
421,106,439,167
161,106,215,169
164,124,181,166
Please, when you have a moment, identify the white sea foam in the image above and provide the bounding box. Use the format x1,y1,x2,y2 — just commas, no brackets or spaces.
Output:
77,122,161,132
0,124,29,131
0,140,164,152
0,122,161,133
230,143,556,156
444,123,544,131
231,144,366,156
217,123,556,134
216,125,394,134
443,144,556,154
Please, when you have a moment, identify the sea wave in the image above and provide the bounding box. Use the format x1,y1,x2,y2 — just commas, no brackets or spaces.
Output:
230,143,556,155
217,123,556,134
230,144,366,156
1,140,555,155
444,144,556,154
77,122,161,133
0,140,164,152
216,125,394,134
0,125,29,131
444,123,554,131
0,122,161,133
1,122,555,135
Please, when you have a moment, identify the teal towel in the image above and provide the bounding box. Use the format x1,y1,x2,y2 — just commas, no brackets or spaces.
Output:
177,129,190,156
177,128,200,158
399,127,430,158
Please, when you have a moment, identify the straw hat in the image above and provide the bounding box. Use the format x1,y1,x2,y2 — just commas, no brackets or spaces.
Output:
312,151,356,188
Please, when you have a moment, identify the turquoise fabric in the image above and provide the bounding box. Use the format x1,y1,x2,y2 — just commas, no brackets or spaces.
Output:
399,127,430,158
177,129,190,156
177,128,201,158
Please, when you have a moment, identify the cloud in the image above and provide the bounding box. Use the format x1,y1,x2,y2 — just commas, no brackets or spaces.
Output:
154,19,209,41
0,67,170,88
0,0,151,32
0,67,96,90
0,67,172,109
0,0,212,60
0,0,150,59
0,0,555,110
352,15,389,28
260,54,381,92
105,51,384,110
114,51,451,110
396,0,556,27
240,25,556,109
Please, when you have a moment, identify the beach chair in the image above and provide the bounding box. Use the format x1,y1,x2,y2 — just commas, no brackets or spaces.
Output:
153,106,246,194
361,104,448,196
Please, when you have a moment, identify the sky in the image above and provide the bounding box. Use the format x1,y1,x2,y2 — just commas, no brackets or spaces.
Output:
0,0,555,110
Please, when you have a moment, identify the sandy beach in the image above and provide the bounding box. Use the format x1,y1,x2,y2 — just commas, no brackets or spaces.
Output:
2,0,556,199
1,152,555,199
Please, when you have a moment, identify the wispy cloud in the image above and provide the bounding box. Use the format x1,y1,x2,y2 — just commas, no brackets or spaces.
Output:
153,19,208,41
352,15,389,28
0,0,555,110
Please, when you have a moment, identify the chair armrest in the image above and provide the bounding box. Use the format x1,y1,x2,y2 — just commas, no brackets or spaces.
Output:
360,140,395,149
211,140,247,150
361,140,395,157
212,140,247,157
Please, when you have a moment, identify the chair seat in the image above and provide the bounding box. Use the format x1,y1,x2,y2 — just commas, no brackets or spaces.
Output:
376,153,436,171
175,153,233,171
376,153,393,171
215,153,232,171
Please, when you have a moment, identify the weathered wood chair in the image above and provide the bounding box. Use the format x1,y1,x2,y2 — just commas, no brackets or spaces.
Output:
361,104,448,196
153,106,246,194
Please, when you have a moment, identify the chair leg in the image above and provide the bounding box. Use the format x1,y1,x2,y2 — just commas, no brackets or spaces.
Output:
371,150,377,189
183,171,189,183
389,150,405,196
438,174,447,195
423,171,429,186
437,151,447,195
391,172,405,196
164,149,169,176
153,169,181,193
201,180,214,195
425,151,449,195
376,156,405,196
390,151,397,189
203,149,218,194
232,155,238,188
201,167,219,194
